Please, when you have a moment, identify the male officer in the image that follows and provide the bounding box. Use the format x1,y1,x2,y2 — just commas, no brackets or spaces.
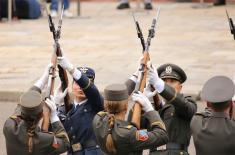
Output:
3,64,69,155
191,76,235,155
147,63,197,155
55,56,104,155
117,0,153,10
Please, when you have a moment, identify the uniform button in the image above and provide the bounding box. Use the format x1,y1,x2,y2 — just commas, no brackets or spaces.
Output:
84,109,87,112
70,127,73,131
180,152,183,155
67,117,70,121
72,135,76,139
171,113,173,116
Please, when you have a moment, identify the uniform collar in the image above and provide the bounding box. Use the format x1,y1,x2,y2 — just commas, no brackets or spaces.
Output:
74,99,88,108
211,111,230,119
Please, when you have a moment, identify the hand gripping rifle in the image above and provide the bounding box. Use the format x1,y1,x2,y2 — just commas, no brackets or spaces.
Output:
226,10,235,40
131,8,161,129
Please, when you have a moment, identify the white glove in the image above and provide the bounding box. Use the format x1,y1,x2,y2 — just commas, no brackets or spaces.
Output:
57,56,74,73
144,83,158,99
131,56,144,90
34,63,53,90
45,96,59,123
147,61,165,93
132,91,154,112
54,84,68,106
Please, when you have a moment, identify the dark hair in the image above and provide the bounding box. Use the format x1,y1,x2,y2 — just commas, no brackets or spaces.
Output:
21,112,43,153
210,101,232,111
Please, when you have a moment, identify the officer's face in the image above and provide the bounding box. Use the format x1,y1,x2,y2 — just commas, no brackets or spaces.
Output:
72,82,86,101
163,78,182,93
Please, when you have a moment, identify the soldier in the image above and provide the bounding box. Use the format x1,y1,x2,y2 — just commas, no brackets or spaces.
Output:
191,75,235,155
92,83,168,155
3,64,69,155
55,56,104,155
117,0,153,10
146,63,197,155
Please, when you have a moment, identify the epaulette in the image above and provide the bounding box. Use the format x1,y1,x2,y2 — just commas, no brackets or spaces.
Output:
97,111,108,117
120,125,134,130
10,115,22,125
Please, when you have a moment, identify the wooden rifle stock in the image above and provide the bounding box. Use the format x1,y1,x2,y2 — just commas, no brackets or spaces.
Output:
132,52,150,129
42,48,57,132
56,44,72,113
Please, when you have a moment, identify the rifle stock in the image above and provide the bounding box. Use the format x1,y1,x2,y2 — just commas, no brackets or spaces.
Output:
56,44,72,113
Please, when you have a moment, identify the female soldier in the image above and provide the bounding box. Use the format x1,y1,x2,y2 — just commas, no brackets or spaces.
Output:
92,83,168,155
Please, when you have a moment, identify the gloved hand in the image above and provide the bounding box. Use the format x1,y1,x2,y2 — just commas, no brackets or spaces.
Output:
34,63,53,91
45,96,59,123
57,56,74,73
132,91,154,112
54,84,68,106
147,61,165,93
130,56,144,90
143,83,158,99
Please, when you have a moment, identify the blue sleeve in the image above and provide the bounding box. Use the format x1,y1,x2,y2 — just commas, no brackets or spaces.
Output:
74,74,104,112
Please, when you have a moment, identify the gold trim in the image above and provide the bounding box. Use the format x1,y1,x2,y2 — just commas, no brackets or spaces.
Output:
151,121,166,130
168,91,177,104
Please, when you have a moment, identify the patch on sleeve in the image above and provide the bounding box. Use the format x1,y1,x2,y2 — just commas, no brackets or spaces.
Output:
52,136,60,149
136,130,149,141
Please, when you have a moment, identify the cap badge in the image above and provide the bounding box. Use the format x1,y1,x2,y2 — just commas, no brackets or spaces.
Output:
165,66,172,74
80,67,88,73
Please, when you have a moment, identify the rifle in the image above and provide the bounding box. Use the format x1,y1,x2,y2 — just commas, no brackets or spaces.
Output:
132,13,145,52
131,8,161,129
47,5,71,113
226,10,235,40
42,5,71,131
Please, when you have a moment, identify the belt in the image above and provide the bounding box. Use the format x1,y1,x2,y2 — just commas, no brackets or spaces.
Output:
154,143,187,151
70,140,99,152
166,142,187,150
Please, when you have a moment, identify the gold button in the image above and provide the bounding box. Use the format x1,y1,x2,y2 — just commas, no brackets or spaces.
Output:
171,113,173,116
180,152,183,155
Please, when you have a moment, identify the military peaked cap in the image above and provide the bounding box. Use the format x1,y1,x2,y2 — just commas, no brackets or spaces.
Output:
77,67,95,80
157,63,187,83
201,76,235,103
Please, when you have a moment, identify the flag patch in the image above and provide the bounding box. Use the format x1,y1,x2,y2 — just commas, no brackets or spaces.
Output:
136,130,149,141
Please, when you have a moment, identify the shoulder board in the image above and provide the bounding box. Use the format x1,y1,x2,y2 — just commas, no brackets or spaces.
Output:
119,125,134,130
9,115,22,125
97,111,108,117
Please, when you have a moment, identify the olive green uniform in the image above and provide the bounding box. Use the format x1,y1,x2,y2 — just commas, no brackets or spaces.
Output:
93,110,168,155
151,84,197,155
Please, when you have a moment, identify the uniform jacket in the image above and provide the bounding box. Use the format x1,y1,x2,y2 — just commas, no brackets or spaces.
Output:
4,112,69,155
58,74,104,154
158,84,197,147
93,110,168,155
191,109,235,155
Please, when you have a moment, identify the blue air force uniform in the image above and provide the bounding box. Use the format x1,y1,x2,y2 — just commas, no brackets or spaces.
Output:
58,67,104,155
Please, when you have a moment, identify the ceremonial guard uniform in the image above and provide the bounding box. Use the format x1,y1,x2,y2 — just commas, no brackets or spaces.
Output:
56,56,104,155
191,76,235,155
3,87,69,155
93,84,168,155
147,63,197,155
